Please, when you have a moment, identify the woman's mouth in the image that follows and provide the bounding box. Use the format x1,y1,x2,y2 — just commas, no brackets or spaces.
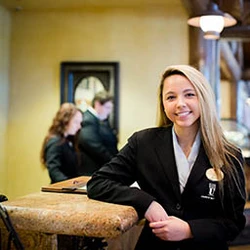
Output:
176,111,191,117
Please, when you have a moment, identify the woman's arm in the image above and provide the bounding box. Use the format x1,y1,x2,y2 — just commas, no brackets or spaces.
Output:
87,132,156,219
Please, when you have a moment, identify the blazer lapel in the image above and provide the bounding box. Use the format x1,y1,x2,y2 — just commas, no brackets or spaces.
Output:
154,127,182,201
185,145,211,188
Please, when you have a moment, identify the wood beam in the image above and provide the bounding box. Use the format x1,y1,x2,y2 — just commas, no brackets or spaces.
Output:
181,0,208,16
220,41,242,81
221,25,250,41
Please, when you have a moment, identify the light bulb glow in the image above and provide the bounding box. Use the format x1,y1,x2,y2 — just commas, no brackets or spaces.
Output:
200,15,224,33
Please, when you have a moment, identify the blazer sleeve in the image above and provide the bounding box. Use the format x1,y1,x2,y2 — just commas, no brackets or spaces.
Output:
87,131,156,219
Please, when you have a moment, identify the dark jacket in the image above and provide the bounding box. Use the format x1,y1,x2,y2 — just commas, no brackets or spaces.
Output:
45,136,80,183
77,110,118,175
87,126,246,250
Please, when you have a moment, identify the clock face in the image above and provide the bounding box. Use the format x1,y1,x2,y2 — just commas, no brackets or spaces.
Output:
74,76,105,112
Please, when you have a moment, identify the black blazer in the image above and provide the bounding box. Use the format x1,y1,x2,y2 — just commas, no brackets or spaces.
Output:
45,136,79,183
87,126,246,250
77,110,118,175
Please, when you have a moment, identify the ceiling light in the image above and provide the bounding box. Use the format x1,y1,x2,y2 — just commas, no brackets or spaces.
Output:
187,2,237,40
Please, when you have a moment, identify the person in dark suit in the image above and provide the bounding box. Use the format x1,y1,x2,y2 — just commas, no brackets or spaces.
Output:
77,91,118,176
87,65,247,250
40,103,83,183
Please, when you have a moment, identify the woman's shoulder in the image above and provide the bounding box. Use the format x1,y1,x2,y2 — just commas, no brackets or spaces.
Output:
131,126,172,140
46,135,63,147
138,125,171,133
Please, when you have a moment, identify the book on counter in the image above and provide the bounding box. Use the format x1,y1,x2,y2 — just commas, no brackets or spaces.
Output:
41,176,90,194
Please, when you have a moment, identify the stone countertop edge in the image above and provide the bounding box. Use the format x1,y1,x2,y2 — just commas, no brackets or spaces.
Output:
0,192,139,238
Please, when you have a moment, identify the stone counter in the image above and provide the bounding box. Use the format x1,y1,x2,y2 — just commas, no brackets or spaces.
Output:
1,192,249,249
0,191,141,249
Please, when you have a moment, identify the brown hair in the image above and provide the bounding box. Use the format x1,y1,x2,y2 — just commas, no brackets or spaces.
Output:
40,103,80,164
91,91,113,107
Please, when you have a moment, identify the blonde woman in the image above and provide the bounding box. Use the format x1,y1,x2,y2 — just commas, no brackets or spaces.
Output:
87,65,246,250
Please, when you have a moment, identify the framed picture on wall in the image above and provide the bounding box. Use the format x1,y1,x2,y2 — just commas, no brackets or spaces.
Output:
60,61,120,133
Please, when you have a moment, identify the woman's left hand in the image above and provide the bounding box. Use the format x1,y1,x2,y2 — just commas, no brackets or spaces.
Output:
149,216,193,241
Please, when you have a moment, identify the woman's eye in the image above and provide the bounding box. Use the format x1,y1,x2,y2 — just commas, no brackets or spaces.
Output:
186,92,195,97
166,95,175,100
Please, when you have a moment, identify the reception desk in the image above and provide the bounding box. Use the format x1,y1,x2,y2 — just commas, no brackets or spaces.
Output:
0,190,142,249
1,176,249,249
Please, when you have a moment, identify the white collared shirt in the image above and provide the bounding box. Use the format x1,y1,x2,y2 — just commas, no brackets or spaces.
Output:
172,128,201,193
88,106,99,118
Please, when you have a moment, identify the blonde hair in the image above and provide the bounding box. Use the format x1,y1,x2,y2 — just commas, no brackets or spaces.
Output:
156,65,242,181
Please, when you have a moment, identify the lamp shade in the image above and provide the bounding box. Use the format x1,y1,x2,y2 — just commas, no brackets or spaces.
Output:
187,2,237,39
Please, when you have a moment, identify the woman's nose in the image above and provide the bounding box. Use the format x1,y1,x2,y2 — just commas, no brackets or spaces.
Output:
176,96,186,106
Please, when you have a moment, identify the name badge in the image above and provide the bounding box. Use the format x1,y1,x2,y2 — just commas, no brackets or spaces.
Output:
206,168,224,181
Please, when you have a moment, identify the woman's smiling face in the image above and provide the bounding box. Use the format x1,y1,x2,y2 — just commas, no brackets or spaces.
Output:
162,74,200,131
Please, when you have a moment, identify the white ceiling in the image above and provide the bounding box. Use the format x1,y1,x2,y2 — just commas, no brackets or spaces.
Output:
0,0,182,11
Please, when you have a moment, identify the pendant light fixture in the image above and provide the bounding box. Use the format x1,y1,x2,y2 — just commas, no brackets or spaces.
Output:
187,2,237,40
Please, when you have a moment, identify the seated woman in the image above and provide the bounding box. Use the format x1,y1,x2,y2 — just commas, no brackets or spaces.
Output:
40,103,83,183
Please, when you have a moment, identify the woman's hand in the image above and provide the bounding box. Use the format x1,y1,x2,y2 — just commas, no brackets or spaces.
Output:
149,216,193,241
144,201,168,222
